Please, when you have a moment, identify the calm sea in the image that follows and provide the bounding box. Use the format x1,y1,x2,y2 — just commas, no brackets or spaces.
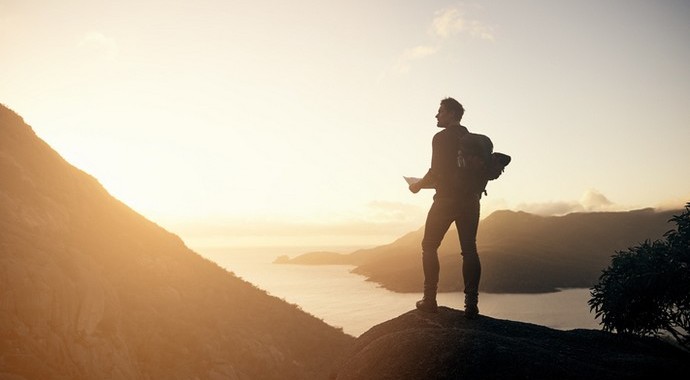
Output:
197,246,602,337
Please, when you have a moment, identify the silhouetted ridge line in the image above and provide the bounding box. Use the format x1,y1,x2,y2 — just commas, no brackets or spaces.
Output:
284,207,681,293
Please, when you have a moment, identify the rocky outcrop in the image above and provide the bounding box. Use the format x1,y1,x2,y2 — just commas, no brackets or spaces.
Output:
0,104,353,379
331,307,689,380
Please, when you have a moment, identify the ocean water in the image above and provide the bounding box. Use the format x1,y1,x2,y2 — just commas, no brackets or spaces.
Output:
198,246,602,337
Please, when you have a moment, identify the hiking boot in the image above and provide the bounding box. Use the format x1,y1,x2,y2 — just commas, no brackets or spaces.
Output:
464,304,479,319
416,298,438,313
464,293,479,319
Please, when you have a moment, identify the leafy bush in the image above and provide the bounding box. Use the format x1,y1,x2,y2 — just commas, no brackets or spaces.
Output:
589,203,690,349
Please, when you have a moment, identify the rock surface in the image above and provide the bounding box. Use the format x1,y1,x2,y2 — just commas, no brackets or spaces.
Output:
331,307,689,380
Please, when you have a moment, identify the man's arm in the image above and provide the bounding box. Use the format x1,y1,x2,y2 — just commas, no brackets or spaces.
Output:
410,132,446,194
409,169,436,193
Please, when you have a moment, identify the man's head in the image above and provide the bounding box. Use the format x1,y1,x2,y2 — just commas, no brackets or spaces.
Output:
436,97,464,128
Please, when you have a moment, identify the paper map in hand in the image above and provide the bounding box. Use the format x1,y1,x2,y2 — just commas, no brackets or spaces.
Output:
403,176,434,189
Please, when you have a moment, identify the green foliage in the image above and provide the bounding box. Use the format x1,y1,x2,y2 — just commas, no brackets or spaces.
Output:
589,203,690,348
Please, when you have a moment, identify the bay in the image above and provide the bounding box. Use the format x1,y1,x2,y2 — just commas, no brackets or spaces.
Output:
198,246,602,337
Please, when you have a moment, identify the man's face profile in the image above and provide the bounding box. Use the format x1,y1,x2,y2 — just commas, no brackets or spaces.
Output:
436,105,455,128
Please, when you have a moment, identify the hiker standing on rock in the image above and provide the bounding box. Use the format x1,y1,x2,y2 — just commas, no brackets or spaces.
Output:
409,97,491,319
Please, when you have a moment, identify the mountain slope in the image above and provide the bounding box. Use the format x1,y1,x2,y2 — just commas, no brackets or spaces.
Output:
361,208,680,293
0,104,353,379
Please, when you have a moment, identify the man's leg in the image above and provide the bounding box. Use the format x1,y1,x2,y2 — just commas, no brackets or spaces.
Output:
417,199,455,313
457,195,481,318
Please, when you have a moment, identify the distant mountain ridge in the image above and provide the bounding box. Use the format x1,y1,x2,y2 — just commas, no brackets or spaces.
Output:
0,104,353,379
282,206,681,293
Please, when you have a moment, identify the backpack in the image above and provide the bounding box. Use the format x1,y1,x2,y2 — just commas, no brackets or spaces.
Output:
457,131,511,194
485,151,512,181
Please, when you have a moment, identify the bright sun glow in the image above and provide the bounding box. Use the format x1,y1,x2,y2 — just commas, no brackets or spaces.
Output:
2,0,690,248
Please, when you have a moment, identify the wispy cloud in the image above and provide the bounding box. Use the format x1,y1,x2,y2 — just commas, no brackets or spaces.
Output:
393,45,439,73
391,5,495,75
654,195,690,211
514,200,585,216
516,189,623,216
78,31,118,60
430,7,495,41
404,45,439,60
430,8,465,38
579,188,614,211
466,19,496,41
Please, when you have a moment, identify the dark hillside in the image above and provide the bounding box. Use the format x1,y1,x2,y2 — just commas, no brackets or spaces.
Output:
0,104,353,380
354,208,679,293
284,206,679,293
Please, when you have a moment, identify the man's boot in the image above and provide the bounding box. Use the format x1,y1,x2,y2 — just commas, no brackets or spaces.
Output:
416,286,438,313
464,293,479,319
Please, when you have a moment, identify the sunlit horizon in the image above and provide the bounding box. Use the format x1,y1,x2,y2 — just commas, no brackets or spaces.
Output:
2,0,689,248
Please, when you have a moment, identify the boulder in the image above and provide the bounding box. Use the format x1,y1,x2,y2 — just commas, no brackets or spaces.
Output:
332,307,689,380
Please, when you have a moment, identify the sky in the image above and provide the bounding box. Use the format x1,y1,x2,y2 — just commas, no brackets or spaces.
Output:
2,0,689,249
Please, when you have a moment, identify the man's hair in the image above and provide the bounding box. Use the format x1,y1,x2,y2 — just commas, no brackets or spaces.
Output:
441,97,465,121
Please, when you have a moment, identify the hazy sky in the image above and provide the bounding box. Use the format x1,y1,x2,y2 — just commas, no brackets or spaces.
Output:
2,0,689,248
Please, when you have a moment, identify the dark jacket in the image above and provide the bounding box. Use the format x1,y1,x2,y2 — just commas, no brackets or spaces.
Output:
419,125,490,198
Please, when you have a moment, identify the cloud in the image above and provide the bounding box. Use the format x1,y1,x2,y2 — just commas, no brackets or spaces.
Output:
466,20,496,41
514,200,584,216
430,8,465,38
515,189,623,216
391,5,494,75
654,195,690,211
579,189,613,211
393,44,439,73
430,7,495,41
78,32,118,60
403,45,439,60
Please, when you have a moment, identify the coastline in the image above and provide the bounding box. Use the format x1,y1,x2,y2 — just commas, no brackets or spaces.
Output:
197,247,601,336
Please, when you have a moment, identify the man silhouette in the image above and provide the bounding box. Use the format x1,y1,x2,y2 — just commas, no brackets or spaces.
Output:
409,97,486,319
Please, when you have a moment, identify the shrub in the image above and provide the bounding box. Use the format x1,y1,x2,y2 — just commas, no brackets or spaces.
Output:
589,203,690,349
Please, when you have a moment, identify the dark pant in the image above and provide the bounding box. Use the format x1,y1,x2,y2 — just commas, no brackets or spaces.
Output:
421,194,481,299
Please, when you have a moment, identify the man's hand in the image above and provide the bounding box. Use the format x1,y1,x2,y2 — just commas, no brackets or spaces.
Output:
409,182,422,194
